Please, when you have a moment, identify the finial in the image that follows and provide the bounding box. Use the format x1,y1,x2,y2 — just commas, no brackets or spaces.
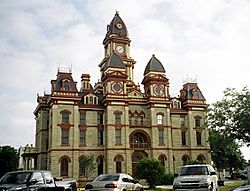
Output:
116,10,119,15
152,54,155,57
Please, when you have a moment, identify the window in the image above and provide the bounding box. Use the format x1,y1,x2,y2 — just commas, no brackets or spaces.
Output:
182,155,189,165
116,161,122,173
97,156,104,175
98,129,104,145
182,131,186,145
61,129,69,145
60,158,69,176
62,112,69,123
180,117,185,128
140,115,144,125
79,157,85,176
157,114,163,125
115,113,121,124
79,129,86,145
115,129,121,145
195,119,201,127
64,81,70,90
80,113,86,125
30,172,44,184
196,131,202,146
114,155,124,173
194,116,202,127
158,129,164,145
98,113,103,125
159,155,166,167
90,96,93,104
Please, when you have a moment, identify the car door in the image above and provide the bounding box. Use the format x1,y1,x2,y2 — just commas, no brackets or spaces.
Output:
29,172,46,189
121,174,134,191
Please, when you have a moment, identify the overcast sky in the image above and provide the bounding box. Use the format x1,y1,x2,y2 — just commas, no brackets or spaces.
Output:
0,0,249,160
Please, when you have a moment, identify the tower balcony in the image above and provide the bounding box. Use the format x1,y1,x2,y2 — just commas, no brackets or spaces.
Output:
129,119,151,127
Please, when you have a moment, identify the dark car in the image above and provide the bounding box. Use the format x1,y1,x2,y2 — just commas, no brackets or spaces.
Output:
231,172,247,180
0,170,64,191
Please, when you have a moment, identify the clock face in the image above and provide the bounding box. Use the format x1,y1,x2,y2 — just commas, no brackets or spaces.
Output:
115,45,125,54
116,23,123,29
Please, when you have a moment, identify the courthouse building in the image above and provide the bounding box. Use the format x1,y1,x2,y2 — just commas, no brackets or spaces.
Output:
29,12,211,181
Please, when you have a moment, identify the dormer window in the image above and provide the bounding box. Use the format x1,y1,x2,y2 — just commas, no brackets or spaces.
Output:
62,80,70,91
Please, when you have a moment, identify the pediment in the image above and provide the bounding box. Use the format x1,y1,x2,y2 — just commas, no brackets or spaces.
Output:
128,89,144,98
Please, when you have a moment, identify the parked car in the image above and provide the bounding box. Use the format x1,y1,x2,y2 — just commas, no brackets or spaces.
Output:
173,164,218,191
231,172,248,180
85,173,144,191
54,178,77,191
0,170,65,191
233,185,250,191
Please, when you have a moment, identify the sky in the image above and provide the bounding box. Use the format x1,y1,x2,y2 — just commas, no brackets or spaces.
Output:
0,0,249,160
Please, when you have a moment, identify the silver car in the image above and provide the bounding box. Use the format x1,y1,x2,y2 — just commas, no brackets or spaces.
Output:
85,173,144,191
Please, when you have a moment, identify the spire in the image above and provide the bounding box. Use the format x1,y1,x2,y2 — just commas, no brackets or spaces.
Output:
105,11,128,38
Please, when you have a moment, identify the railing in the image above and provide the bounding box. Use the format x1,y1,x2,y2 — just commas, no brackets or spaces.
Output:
129,119,151,127
130,143,149,148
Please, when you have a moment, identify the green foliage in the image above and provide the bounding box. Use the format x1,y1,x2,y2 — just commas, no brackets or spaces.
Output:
159,173,175,185
207,87,250,144
0,145,18,178
79,155,96,181
136,157,165,188
208,129,246,171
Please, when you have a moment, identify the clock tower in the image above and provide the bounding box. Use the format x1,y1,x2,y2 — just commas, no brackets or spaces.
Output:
99,11,136,91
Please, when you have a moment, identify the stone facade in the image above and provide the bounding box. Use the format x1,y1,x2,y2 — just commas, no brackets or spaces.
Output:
32,12,211,182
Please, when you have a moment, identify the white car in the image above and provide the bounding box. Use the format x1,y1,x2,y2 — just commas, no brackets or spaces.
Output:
85,173,144,191
173,164,218,191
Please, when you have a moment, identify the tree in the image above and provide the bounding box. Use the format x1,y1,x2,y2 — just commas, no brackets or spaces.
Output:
207,87,250,145
0,145,19,178
136,157,165,188
79,155,96,182
208,129,245,173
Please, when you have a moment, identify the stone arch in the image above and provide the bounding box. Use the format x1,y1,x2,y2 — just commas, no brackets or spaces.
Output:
129,130,151,148
197,154,206,163
182,154,190,165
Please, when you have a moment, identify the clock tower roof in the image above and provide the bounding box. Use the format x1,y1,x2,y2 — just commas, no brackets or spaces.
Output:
105,11,128,38
144,54,166,75
104,53,125,70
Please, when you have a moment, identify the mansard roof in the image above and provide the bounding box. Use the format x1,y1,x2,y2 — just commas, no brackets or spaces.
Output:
105,11,128,37
51,71,78,92
144,54,166,75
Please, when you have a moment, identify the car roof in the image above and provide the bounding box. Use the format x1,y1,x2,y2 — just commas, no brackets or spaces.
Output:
183,164,210,167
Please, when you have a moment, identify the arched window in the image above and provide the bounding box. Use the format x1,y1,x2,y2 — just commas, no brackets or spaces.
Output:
182,155,189,165
114,155,124,173
197,155,205,163
97,156,104,175
60,158,69,177
158,154,167,167
196,131,202,146
79,157,85,177
157,114,163,125
131,133,147,148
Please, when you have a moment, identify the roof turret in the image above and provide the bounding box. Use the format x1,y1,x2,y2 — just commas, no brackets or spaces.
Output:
144,54,166,75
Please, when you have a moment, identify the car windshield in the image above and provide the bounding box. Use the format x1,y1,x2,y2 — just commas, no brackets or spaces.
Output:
180,166,209,176
0,172,32,184
95,174,120,181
